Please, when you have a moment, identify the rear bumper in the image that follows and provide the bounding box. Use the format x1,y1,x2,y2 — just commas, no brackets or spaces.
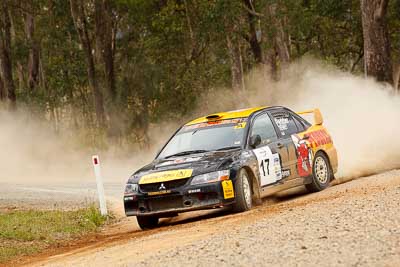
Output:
124,181,234,217
325,146,338,175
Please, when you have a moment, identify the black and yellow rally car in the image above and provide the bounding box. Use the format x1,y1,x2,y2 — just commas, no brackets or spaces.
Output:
124,106,338,229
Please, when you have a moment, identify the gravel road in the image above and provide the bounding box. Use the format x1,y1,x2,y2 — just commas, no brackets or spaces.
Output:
29,170,400,267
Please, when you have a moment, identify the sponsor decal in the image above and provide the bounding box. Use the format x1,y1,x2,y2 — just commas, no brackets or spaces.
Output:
139,169,193,184
274,117,289,131
188,188,201,194
148,190,172,196
307,129,333,148
291,135,313,177
234,122,247,129
281,169,291,179
222,180,235,199
156,156,202,167
291,129,332,177
183,118,247,131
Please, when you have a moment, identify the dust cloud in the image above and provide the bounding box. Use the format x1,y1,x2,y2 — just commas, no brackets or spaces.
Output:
265,59,400,180
199,58,400,180
1,58,399,187
0,110,146,185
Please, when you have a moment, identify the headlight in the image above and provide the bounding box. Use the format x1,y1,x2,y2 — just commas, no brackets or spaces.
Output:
125,183,139,194
190,170,230,185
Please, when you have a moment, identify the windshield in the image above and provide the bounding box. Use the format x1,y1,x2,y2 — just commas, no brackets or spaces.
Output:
157,119,247,159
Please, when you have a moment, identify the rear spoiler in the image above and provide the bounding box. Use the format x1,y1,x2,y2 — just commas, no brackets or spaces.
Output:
297,108,323,125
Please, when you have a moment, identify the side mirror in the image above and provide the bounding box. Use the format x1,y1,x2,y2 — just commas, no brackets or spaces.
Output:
249,135,262,148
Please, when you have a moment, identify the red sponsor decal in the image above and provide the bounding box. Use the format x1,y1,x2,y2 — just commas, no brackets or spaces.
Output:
307,130,332,148
292,129,332,177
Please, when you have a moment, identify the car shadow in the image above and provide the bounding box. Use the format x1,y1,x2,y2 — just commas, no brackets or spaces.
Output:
158,207,232,227
156,180,348,229
158,186,312,228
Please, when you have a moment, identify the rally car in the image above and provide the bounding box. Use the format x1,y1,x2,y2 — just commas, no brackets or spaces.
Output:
124,106,338,229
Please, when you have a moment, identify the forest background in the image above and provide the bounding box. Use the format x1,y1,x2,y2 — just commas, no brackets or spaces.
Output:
0,0,398,151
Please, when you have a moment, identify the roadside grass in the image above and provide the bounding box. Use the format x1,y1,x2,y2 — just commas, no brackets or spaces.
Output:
0,205,108,264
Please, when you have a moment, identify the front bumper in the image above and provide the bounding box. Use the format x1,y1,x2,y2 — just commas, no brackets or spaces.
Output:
124,181,235,216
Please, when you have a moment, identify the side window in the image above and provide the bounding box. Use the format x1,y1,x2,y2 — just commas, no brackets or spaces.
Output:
250,113,278,146
271,111,298,137
292,116,305,132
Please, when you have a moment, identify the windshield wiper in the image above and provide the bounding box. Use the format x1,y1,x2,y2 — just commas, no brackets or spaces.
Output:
216,146,241,151
165,150,210,158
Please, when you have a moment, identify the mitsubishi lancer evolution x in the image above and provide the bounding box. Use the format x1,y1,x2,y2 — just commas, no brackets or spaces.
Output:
124,106,338,229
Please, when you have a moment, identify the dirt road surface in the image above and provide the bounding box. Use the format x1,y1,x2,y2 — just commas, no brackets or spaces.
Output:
18,170,400,267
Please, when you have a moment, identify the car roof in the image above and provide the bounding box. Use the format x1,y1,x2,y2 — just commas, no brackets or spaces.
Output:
185,106,268,126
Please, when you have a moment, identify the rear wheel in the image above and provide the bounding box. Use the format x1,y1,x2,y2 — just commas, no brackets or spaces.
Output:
232,169,252,212
136,216,159,230
306,151,332,192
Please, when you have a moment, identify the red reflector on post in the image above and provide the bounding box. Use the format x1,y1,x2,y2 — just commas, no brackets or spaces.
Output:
93,157,98,165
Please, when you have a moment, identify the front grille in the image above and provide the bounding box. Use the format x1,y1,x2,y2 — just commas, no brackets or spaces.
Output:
147,195,183,211
139,178,190,192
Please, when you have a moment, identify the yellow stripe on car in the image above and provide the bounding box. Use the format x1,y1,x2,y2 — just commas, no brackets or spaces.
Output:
139,169,193,184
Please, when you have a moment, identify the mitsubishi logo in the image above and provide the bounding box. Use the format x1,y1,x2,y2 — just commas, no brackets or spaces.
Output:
159,183,166,191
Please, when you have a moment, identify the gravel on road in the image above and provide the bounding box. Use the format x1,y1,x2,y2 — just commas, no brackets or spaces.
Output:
31,170,400,267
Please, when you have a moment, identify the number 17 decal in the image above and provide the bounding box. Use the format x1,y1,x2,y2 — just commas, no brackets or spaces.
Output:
253,146,282,186
260,159,270,176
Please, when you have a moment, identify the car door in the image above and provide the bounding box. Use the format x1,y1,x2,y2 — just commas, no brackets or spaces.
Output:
269,109,301,181
248,112,288,186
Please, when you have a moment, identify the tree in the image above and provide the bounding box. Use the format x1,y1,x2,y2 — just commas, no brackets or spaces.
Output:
94,0,116,101
226,33,245,91
25,1,40,92
0,71,5,100
0,1,16,109
243,0,265,65
361,0,393,84
70,0,106,127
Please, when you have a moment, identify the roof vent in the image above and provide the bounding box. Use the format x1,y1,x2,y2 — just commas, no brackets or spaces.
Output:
206,114,222,120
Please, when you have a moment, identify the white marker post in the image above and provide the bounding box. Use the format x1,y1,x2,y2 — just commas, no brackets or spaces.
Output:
92,155,108,216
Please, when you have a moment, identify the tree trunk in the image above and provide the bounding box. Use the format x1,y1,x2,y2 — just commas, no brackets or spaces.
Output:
183,0,196,61
266,49,278,81
0,2,16,109
394,63,400,90
226,35,245,91
360,0,393,84
70,0,105,127
94,0,116,101
243,0,265,64
0,71,5,100
270,4,290,66
25,3,40,92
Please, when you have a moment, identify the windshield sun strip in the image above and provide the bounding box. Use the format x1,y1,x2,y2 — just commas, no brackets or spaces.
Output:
182,118,248,131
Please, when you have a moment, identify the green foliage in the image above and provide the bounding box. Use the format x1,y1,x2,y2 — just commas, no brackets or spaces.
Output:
0,205,107,263
0,206,106,242
2,0,399,147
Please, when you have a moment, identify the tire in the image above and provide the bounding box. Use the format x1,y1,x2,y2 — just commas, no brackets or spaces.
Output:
136,216,159,230
232,168,252,212
305,151,332,193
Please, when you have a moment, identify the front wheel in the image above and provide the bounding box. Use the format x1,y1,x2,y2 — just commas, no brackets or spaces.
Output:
232,169,252,212
306,151,332,193
136,216,159,230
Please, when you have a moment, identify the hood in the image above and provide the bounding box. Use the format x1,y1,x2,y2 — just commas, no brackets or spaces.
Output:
128,149,240,183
